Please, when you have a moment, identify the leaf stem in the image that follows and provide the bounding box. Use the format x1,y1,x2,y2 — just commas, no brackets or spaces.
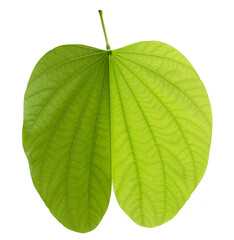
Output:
98,10,111,51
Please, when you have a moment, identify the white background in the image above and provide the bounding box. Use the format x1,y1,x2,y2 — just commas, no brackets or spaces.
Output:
1,0,234,239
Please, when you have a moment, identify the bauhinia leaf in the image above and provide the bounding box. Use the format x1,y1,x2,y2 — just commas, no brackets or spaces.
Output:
22,11,212,232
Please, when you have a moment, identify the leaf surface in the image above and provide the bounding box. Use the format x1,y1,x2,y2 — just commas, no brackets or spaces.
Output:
110,41,212,227
23,41,212,232
23,45,111,232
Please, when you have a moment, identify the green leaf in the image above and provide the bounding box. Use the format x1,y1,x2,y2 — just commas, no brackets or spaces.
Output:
23,45,111,233
110,41,212,227
23,11,212,232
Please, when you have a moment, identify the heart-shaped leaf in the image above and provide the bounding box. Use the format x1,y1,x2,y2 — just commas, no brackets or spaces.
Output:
23,11,212,232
